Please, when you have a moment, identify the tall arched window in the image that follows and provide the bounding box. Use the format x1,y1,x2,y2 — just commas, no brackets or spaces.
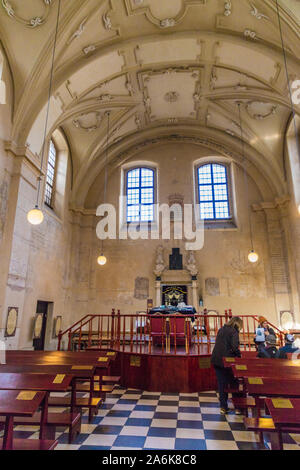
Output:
126,167,155,222
197,163,230,220
45,139,57,208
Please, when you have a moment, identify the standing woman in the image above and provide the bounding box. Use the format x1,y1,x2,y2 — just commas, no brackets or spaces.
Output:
211,316,243,414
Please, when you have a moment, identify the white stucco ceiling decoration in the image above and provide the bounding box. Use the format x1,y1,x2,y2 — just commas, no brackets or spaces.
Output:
246,101,277,120
1,0,53,28
72,112,103,133
139,67,201,123
1,0,299,207
125,0,206,28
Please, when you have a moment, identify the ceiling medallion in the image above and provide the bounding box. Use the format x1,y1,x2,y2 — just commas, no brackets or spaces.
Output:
72,112,102,132
246,101,277,120
164,91,180,103
2,0,52,28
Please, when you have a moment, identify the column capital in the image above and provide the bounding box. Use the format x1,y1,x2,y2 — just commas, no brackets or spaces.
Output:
4,140,44,177
252,195,290,213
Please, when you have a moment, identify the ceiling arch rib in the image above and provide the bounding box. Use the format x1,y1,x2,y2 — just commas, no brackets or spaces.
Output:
70,125,285,209
1,0,296,212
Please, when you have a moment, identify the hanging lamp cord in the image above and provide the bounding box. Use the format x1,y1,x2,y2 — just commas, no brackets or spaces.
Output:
36,0,61,207
275,0,300,172
237,103,254,251
101,110,111,254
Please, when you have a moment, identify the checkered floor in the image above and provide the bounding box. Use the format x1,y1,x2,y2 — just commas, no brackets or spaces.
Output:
11,387,300,450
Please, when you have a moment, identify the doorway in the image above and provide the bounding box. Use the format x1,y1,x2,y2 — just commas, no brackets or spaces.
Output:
33,301,52,351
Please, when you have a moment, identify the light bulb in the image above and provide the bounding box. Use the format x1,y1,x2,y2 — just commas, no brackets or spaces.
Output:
27,207,44,225
298,204,300,215
97,254,107,266
248,250,259,263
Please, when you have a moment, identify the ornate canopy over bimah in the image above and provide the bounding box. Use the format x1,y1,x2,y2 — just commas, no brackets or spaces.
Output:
153,245,199,308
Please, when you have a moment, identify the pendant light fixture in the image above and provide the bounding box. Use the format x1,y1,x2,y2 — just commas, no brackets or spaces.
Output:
97,110,111,266
27,0,61,225
237,103,259,263
275,0,300,216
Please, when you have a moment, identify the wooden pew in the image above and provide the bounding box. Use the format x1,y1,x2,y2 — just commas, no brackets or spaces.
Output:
244,396,300,451
5,352,115,396
0,390,57,451
0,373,81,443
223,357,300,368
0,364,102,423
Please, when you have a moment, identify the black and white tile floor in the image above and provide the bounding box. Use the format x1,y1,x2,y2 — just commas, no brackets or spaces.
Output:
12,387,300,451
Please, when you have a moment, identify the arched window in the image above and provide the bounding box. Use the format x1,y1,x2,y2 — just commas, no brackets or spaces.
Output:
45,139,57,208
197,163,230,220
126,167,155,222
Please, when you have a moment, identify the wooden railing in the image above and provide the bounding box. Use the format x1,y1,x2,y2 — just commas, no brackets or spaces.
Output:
57,309,284,354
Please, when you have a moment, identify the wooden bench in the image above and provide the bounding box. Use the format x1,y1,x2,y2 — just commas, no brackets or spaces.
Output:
0,390,57,451
0,373,81,443
0,363,104,423
244,416,300,450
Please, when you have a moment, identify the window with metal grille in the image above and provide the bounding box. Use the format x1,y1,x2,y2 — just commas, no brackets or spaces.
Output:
126,167,155,222
197,163,230,220
45,139,57,208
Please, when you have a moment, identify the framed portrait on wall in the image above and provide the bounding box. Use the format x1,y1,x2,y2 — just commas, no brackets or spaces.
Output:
53,316,62,338
33,313,44,339
5,307,18,337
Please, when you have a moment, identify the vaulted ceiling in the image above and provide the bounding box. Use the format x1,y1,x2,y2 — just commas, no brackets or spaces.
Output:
0,0,299,206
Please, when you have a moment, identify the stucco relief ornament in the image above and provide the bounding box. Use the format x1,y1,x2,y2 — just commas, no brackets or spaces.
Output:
250,4,270,21
97,94,113,102
244,29,257,40
144,97,151,109
2,0,52,28
72,112,102,132
224,1,232,16
102,12,112,30
135,114,142,128
154,245,166,277
164,91,179,103
246,101,277,120
186,251,198,277
67,17,88,44
83,44,96,55
160,18,176,28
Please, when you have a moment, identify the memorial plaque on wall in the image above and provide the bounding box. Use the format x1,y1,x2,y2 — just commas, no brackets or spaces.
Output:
5,307,18,337
33,313,43,339
53,315,62,338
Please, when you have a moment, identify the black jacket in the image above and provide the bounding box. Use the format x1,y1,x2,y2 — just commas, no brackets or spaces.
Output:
257,346,278,359
211,325,241,368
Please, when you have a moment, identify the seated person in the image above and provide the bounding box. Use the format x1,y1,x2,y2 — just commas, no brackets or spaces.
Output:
277,334,300,359
257,334,278,358
254,316,276,353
